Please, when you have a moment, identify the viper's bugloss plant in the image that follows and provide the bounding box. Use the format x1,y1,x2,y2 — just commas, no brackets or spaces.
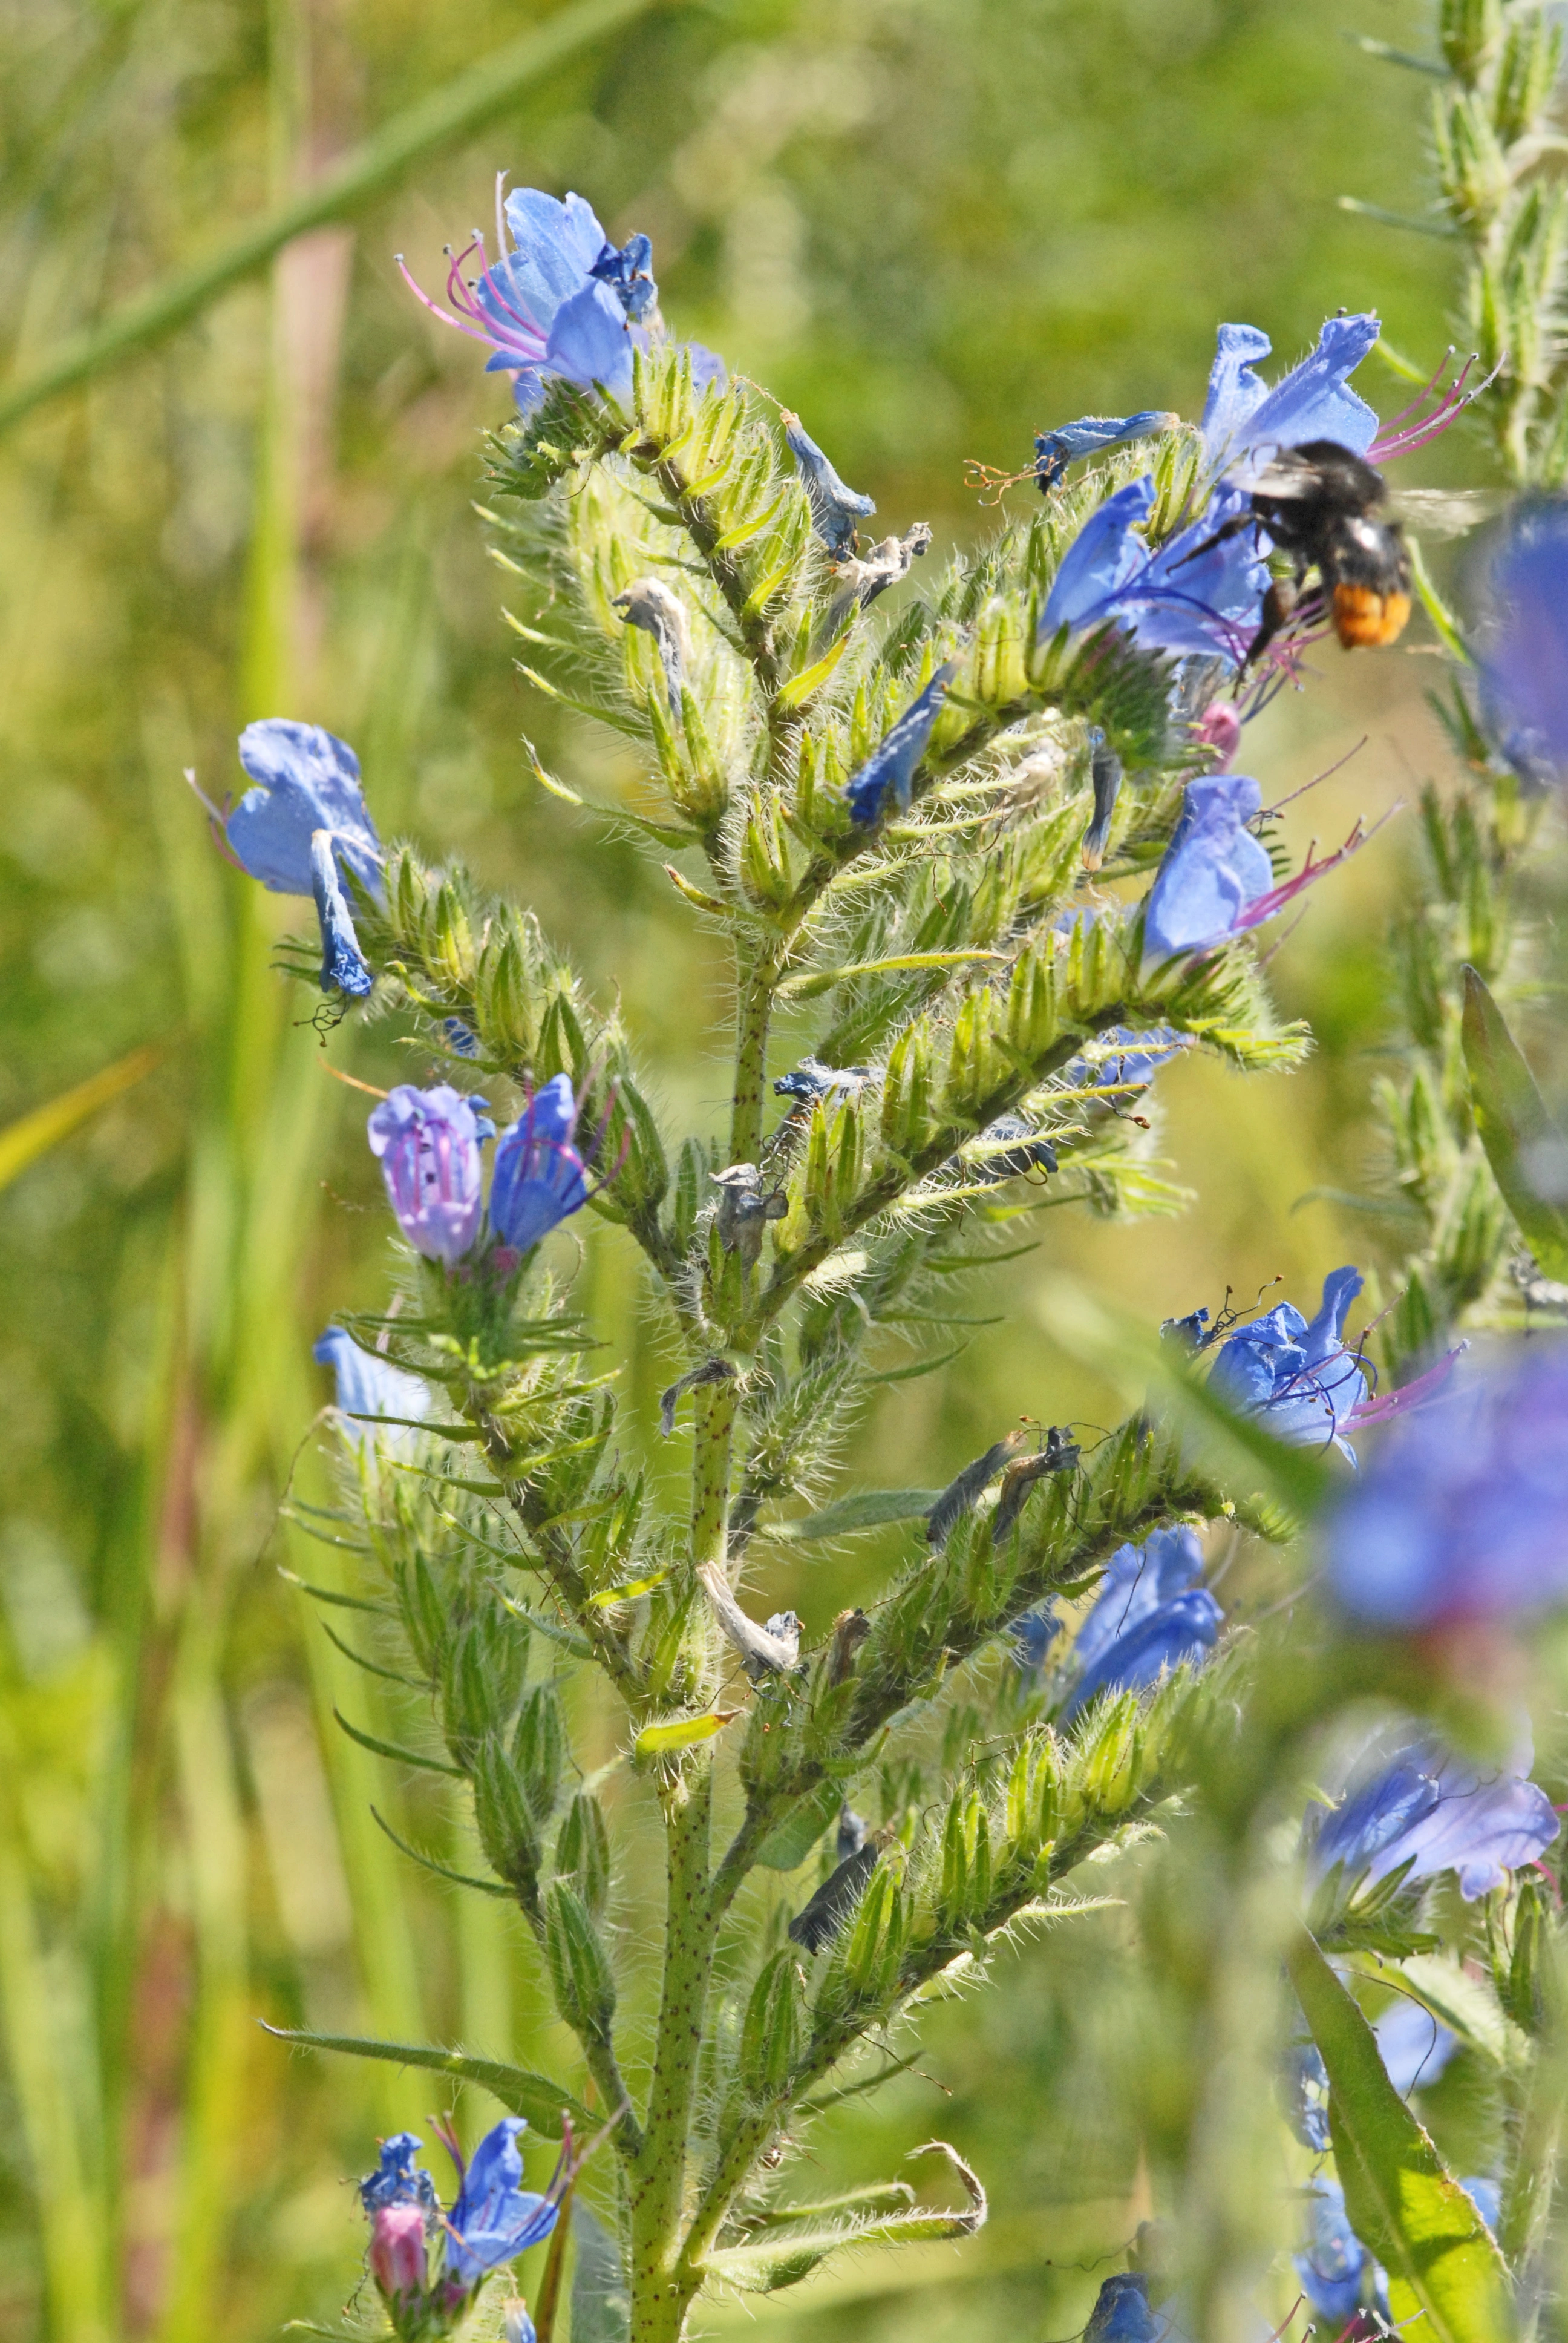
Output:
203,45,1568,2339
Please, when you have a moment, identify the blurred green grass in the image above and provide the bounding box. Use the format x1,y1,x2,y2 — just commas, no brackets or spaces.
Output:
0,2,1477,2339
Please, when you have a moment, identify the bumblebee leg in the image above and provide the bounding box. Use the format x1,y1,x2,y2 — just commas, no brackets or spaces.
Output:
1169,510,1257,571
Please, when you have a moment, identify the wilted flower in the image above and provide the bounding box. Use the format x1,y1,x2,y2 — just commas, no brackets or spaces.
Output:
489,1073,590,1254
1081,728,1122,870
1207,1266,1368,1461
781,411,877,555
400,180,720,413
1062,1525,1221,1721
198,720,384,997
844,665,957,825
367,1086,486,1265
1323,1341,1568,1625
613,578,691,714
313,1327,429,1440
1033,411,1179,491
1303,1734,1558,1904
1474,497,1568,780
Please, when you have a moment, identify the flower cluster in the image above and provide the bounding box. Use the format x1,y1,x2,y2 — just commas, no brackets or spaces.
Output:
365,1072,598,1273
400,180,721,413
360,2119,566,2341
1304,1732,1558,1908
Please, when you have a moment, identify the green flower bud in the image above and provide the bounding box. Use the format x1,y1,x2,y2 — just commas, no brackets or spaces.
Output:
514,1683,566,1826
554,1790,612,1918
472,1735,544,1906
738,1948,804,2104
544,1877,617,2042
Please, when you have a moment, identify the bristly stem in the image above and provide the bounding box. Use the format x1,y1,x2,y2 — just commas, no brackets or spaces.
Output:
730,943,776,1169
627,1761,717,2343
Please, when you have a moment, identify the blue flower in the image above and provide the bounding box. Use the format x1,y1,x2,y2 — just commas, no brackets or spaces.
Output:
1374,1996,1457,2097
844,665,957,825
1206,1267,1368,1461
489,1074,590,1254
1013,1603,1060,1674
1141,775,1275,963
402,181,722,414
1062,1526,1221,1721
1294,2178,1381,2324
445,2119,561,2286
367,1085,487,1265
1034,411,1178,492
1200,314,1381,482
1304,1734,1559,1905
1084,2275,1168,2343
211,720,384,997
782,412,877,556
1475,498,1568,779
1281,2040,1331,2152
1040,476,1269,663
314,1328,430,1443
590,231,658,322
1324,1342,1568,1627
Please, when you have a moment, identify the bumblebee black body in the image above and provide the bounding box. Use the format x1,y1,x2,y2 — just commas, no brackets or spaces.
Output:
1246,437,1412,657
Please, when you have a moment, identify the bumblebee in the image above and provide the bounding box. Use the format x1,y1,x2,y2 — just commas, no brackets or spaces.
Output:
1245,437,1412,658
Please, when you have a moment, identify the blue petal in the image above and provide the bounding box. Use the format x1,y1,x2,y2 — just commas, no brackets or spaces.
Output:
313,1328,429,1438
1302,1265,1365,1363
844,664,956,825
543,281,636,402
1235,312,1382,470
499,188,607,332
1040,478,1157,633
1063,1588,1221,1719
1084,2275,1165,2343
1200,322,1274,462
227,720,383,900
1034,410,1176,487
1142,774,1273,960
310,828,374,996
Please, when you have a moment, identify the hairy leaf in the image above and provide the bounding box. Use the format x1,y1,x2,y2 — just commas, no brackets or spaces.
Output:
1461,965,1568,1278
261,2026,592,2138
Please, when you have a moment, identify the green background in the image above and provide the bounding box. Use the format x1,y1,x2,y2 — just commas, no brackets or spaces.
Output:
0,3,1492,2340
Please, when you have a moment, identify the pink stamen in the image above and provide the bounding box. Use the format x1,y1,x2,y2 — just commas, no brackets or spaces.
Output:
1347,1341,1466,1428
1370,356,1498,463
1378,344,1459,436
494,171,511,263
1232,805,1397,936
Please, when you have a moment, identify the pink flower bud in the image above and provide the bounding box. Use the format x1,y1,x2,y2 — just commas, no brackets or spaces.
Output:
1194,699,1242,768
370,2203,428,2301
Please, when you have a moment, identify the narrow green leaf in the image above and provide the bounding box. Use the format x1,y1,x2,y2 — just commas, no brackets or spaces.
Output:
710,488,791,550
319,1619,433,1690
869,1344,967,1386
261,2025,591,2138
766,1489,943,1542
1407,539,1472,664
0,1044,159,1192
332,1709,463,1777
1461,966,1568,1278
697,2143,984,2292
370,1808,513,1898
1286,1933,1514,2343
777,949,1005,1003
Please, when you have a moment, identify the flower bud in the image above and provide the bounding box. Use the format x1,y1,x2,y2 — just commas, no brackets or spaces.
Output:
370,2203,428,2302
503,2299,537,2343
544,1877,617,2042
739,1948,804,2104
554,1789,612,1916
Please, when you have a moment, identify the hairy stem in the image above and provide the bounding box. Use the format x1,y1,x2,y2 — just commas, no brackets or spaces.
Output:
627,1761,717,2343
730,945,777,1168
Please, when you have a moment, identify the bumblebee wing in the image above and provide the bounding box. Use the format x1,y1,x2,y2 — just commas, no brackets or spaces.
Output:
1393,487,1504,539
1246,451,1330,499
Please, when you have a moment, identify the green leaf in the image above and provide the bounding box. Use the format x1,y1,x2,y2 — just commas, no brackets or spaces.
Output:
1461,966,1568,1278
332,1708,462,1777
1286,1933,1514,2343
697,2143,984,2293
754,1781,841,1871
261,2026,591,2138
766,1489,943,1542
777,949,1005,1003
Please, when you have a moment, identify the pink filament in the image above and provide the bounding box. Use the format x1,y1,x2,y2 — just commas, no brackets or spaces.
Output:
1348,1342,1466,1429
